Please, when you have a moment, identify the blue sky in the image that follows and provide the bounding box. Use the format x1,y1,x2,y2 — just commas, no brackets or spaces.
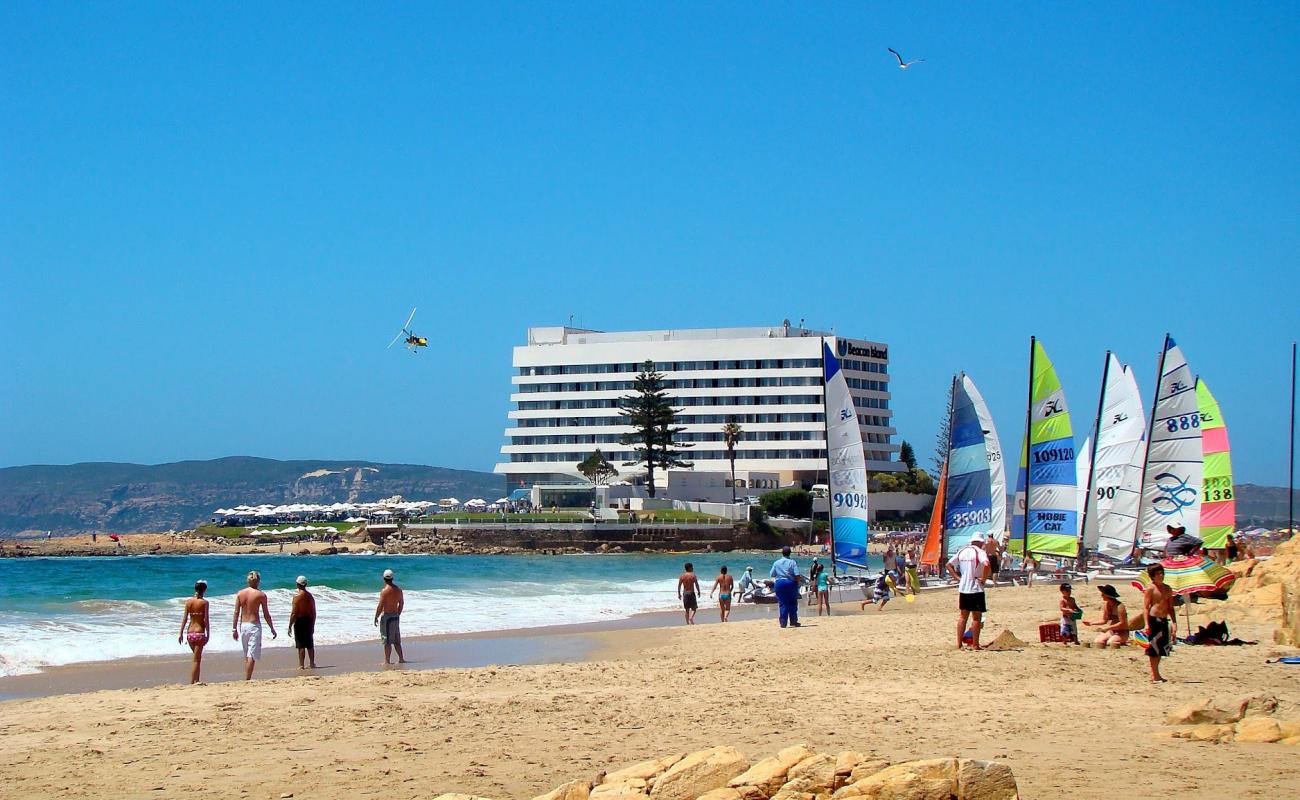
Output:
2,4,1297,485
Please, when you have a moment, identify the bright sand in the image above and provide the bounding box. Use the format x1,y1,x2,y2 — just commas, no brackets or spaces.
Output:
2,584,1297,800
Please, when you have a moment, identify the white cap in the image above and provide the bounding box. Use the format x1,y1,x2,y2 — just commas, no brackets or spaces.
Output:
383,569,394,579
295,575,307,586
970,532,987,544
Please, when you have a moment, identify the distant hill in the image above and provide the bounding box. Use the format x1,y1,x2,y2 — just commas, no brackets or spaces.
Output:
1003,483,1298,530
0,457,504,535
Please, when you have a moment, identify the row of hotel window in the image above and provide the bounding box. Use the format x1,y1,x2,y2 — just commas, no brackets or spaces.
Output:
519,359,886,376
517,395,890,411
509,449,895,463
517,377,888,393
513,430,825,446
513,412,892,427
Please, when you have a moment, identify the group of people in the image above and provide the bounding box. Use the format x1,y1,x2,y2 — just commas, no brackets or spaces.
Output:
176,568,408,684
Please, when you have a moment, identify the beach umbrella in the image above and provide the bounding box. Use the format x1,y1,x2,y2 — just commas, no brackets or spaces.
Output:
1129,554,1237,597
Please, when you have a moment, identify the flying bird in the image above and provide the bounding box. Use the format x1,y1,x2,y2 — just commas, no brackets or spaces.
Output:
888,48,924,70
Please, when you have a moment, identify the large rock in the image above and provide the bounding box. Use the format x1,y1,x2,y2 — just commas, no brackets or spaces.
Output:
730,745,814,795
605,755,685,785
433,795,497,800
846,761,891,786
956,759,1019,800
1234,718,1284,743
591,780,649,800
787,754,837,792
1278,584,1300,646
832,758,958,800
697,789,745,800
1166,699,1243,726
650,747,749,800
533,781,593,800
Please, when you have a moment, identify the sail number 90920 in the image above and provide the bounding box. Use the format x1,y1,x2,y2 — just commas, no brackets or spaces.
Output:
834,492,867,510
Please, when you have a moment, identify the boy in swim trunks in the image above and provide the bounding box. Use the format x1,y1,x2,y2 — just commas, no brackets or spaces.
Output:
1143,563,1175,682
677,563,701,625
1058,583,1081,644
233,571,277,681
710,565,734,622
288,575,317,670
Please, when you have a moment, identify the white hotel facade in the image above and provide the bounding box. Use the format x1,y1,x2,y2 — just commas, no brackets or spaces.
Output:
494,323,902,492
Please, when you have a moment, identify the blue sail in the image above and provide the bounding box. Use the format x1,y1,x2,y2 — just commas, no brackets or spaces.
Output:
944,378,994,554
823,340,870,569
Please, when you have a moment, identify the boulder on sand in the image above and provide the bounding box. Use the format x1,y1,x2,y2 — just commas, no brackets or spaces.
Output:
650,747,749,800
604,755,685,785
729,745,813,795
533,781,593,800
832,758,1018,800
1234,717,1283,744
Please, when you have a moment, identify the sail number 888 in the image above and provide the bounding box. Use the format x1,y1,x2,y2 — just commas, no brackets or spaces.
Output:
834,492,867,510
1165,414,1199,432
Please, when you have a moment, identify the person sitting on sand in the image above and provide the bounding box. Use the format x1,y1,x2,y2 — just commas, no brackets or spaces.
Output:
1142,564,1175,682
710,565,734,622
677,562,702,625
1058,583,1081,644
374,569,406,665
234,571,277,681
288,575,317,670
178,580,210,684
1082,584,1129,647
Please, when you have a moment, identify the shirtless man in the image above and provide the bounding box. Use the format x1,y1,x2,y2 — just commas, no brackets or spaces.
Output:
709,565,735,622
1142,564,1175,682
233,571,277,680
1082,584,1129,647
373,569,406,664
288,575,317,670
677,563,702,625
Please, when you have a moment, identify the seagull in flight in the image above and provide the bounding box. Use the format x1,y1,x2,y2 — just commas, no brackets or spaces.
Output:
888,48,924,70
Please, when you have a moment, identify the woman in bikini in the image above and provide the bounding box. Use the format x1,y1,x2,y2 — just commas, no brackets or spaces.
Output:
178,580,210,684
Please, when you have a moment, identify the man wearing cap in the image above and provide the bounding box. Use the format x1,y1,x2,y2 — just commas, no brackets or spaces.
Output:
737,566,757,601
770,546,803,628
945,532,990,650
288,575,317,670
233,570,277,680
374,569,406,665
1164,524,1203,559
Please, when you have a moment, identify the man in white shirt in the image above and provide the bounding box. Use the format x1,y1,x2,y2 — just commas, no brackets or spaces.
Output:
946,531,991,650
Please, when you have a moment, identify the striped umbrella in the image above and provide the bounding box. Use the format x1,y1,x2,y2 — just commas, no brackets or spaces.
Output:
1129,554,1236,596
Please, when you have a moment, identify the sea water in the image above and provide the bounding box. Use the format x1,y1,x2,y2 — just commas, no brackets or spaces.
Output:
0,551,880,677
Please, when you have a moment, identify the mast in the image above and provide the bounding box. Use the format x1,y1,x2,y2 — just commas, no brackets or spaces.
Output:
939,374,958,564
1132,334,1170,561
1022,337,1036,556
1290,342,1296,537
1078,351,1110,565
821,340,836,574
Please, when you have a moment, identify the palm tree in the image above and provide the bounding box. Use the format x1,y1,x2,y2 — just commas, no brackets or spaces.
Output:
721,420,744,502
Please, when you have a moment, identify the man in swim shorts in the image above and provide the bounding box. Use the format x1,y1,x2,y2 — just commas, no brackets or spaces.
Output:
677,562,701,625
233,570,277,680
288,575,317,670
374,569,406,665
1142,563,1175,682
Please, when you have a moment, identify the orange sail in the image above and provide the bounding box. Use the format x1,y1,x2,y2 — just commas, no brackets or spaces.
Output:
921,462,948,567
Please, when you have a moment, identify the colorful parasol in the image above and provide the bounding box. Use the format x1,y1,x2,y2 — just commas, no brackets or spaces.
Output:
1129,554,1236,596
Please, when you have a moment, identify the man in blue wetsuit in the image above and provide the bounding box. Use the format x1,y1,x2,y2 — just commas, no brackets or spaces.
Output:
770,546,802,628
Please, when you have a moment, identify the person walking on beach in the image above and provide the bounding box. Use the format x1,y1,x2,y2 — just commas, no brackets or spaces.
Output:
233,571,277,680
374,569,406,665
709,565,734,622
946,532,989,650
737,566,757,601
807,558,824,607
288,575,317,670
178,580,210,684
770,546,802,628
1142,563,1175,682
677,563,702,625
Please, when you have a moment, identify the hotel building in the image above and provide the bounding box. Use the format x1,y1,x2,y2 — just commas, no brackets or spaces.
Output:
495,323,901,492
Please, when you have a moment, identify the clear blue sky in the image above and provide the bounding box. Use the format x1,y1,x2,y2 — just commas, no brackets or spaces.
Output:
2,4,1297,485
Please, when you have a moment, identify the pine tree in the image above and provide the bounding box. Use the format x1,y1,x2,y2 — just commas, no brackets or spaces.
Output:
932,389,954,475
618,360,692,497
899,440,917,471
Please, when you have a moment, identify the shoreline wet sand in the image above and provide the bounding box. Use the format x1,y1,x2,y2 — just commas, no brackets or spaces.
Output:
2,583,1297,799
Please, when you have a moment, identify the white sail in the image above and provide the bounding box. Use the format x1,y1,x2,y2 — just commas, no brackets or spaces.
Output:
1086,356,1148,559
963,375,1007,537
1138,336,1202,551
1076,435,1092,521
822,338,870,568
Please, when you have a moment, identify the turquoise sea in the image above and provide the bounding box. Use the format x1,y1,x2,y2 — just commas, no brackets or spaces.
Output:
0,551,882,676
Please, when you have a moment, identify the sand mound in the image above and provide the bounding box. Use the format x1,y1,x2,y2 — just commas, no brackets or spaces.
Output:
984,630,1028,651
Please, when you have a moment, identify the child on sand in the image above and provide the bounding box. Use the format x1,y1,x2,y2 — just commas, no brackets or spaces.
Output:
861,573,892,611
815,567,831,616
1058,583,1081,644
1143,563,1175,682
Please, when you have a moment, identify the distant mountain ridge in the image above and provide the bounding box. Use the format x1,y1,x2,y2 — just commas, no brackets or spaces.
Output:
0,457,504,535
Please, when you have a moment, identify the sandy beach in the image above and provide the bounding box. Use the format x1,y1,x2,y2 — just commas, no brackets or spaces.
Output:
2,582,1297,800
